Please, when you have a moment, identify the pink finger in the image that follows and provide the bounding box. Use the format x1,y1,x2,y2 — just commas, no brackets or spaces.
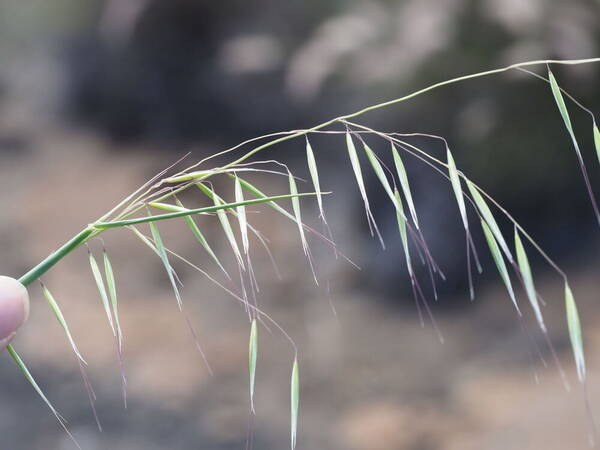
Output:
0,276,30,349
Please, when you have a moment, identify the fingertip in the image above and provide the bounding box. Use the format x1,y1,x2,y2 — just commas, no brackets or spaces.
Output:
0,276,30,348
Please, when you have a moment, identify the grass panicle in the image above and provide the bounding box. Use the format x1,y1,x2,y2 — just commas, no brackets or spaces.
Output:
172,199,230,278
394,190,412,275
130,226,214,374
7,58,600,449
149,220,182,309
594,121,600,166
514,228,545,331
391,143,419,228
565,283,586,382
363,141,399,208
89,250,116,335
103,251,123,348
41,284,86,363
288,172,308,256
291,357,299,450
148,202,188,213
305,138,325,220
197,183,245,270
234,175,356,268
42,282,103,428
548,69,574,133
288,171,318,282
7,345,80,448
234,176,250,255
467,180,513,262
447,149,481,299
447,149,468,230
103,250,128,407
249,319,258,412
346,133,383,247
481,220,518,312
548,69,600,225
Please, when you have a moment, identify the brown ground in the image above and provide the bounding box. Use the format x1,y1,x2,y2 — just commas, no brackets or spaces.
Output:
1,122,599,450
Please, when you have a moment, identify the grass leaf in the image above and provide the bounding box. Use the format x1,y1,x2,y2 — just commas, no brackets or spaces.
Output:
392,144,419,228
149,220,182,309
41,284,86,363
103,251,123,347
480,220,518,312
89,251,116,335
565,282,585,382
305,138,325,220
291,357,299,450
249,319,258,411
514,228,545,330
467,180,513,262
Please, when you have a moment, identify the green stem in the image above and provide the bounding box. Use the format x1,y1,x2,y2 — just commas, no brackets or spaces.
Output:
93,192,320,229
18,227,96,287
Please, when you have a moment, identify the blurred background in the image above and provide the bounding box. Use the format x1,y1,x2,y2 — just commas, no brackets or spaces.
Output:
1,0,600,448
